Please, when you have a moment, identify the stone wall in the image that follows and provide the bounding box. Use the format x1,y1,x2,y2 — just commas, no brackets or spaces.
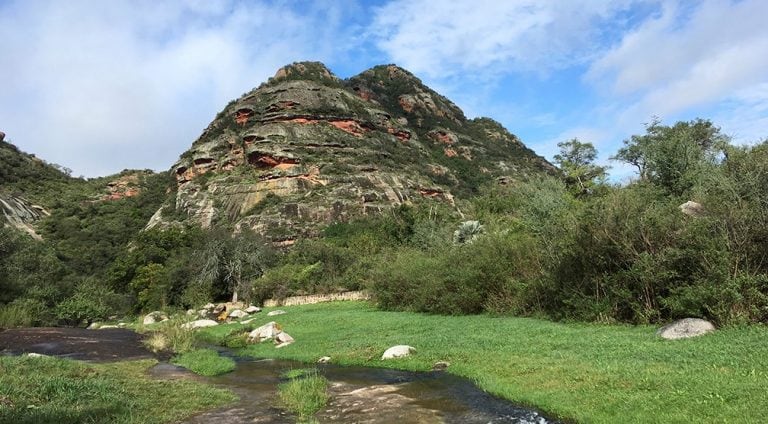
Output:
263,291,370,307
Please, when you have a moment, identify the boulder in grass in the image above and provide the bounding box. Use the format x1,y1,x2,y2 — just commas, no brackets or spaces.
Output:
248,321,282,343
275,332,294,348
229,309,248,319
245,305,261,314
657,318,715,340
381,345,415,360
143,311,168,325
317,356,331,364
182,319,219,329
267,310,286,316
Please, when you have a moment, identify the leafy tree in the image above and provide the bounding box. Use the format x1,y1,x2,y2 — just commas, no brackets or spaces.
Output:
613,118,727,196
194,229,274,303
130,263,171,311
553,138,607,195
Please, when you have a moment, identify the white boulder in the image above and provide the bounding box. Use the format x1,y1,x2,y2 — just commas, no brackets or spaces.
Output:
657,318,715,340
143,311,168,325
245,305,261,314
381,345,415,360
267,310,286,316
679,201,705,217
182,319,219,329
248,321,282,343
317,356,331,364
275,332,295,348
229,309,249,319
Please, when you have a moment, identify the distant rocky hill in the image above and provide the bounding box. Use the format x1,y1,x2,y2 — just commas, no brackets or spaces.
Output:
149,62,556,242
0,137,164,240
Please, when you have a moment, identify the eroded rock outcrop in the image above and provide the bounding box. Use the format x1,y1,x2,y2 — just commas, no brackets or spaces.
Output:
0,194,49,240
148,62,555,239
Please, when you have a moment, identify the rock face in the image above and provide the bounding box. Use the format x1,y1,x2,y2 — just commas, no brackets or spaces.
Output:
381,345,415,359
148,61,555,240
657,318,716,339
103,172,148,201
0,194,49,240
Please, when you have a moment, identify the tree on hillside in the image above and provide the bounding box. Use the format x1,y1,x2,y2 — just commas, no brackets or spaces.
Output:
612,118,728,196
194,229,274,304
553,138,607,196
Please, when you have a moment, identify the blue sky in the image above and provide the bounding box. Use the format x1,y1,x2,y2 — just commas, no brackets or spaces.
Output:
1,0,767,181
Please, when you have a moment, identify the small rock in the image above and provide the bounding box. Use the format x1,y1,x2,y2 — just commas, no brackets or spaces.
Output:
87,322,100,330
25,353,48,358
143,311,168,325
212,303,226,314
186,309,196,316
657,318,715,340
679,201,705,217
248,321,282,343
203,303,216,310
381,345,415,360
118,322,127,328
229,309,249,319
240,318,255,325
275,332,294,348
432,361,450,371
182,319,219,329
197,309,209,318
267,310,286,316
98,325,118,329
245,305,261,314
317,356,331,364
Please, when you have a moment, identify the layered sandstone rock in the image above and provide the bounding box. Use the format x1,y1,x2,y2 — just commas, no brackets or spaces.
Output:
148,62,554,239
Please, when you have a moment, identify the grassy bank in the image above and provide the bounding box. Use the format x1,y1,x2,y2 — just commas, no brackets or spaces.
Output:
0,356,236,423
278,368,329,423
172,349,236,376
198,301,768,423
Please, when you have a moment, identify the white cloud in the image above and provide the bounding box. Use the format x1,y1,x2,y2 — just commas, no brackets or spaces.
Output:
588,0,768,124
0,0,348,177
369,0,640,79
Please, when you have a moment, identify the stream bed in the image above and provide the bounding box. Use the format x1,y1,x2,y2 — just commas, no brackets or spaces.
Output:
1,328,559,423
162,355,559,424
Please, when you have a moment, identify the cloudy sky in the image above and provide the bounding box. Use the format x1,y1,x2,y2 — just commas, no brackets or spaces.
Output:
1,0,767,180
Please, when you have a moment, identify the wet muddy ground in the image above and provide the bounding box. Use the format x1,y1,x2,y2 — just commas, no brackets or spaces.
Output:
0,327,154,361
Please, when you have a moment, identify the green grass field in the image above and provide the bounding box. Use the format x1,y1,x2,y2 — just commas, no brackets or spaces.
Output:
198,301,768,423
0,356,236,423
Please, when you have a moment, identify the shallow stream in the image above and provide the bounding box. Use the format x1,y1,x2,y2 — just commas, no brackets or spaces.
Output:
1,328,559,423
160,355,559,424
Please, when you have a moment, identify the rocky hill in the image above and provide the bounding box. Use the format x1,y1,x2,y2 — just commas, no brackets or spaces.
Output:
149,62,555,242
0,137,167,241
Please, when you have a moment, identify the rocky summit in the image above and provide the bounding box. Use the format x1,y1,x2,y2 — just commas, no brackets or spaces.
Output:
148,62,555,241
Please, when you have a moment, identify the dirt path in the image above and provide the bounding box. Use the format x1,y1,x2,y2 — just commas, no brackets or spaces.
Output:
0,327,155,361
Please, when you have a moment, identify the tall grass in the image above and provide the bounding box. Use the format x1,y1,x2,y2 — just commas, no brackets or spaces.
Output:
278,369,329,423
0,299,46,328
142,316,194,354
